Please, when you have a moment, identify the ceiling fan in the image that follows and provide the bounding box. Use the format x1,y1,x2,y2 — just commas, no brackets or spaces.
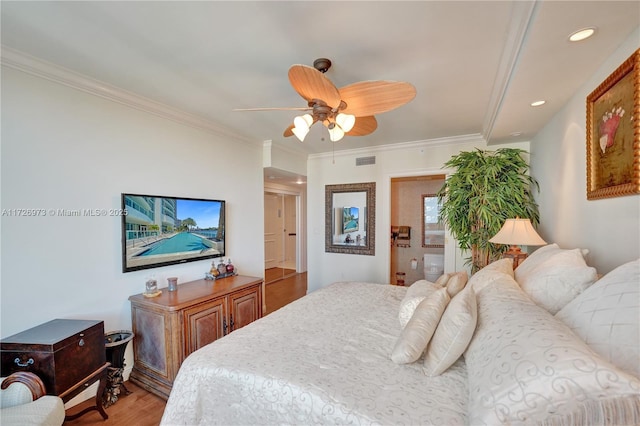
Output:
234,58,416,142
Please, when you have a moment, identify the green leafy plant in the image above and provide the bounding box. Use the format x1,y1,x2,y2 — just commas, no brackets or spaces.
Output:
437,148,540,272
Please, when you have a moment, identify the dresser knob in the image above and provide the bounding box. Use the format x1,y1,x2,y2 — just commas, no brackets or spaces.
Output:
79,338,85,347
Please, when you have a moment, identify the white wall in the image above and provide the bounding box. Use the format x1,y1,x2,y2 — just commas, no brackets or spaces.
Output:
1,67,265,340
530,28,640,274
306,136,530,293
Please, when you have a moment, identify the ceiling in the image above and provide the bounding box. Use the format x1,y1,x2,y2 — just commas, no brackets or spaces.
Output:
1,1,638,165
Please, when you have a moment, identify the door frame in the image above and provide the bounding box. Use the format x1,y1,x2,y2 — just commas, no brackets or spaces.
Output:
385,169,458,282
264,184,306,274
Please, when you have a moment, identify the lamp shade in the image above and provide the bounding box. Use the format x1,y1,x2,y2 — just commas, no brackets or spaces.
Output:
328,125,345,142
489,218,546,246
335,113,355,132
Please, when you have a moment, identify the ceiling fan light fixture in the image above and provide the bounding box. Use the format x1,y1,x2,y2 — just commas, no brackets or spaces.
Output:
294,114,313,130
336,113,356,132
292,126,309,142
292,113,313,141
328,124,345,142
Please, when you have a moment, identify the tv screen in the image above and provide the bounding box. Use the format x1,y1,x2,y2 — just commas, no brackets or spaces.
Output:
121,193,225,273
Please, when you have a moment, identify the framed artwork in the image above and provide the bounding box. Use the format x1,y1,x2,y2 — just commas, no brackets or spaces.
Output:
586,48,640,200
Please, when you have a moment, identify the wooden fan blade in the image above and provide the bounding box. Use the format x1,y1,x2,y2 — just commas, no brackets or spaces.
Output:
347,116,378,136
233,107,311,112
288,65,341,107
339,81,416,117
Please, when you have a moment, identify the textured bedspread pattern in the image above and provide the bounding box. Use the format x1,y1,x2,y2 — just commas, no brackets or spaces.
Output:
160,282,469,425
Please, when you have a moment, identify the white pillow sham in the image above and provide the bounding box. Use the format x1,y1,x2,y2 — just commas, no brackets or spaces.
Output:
465,270,640,425
423,285,476,376
556,258,640,378
391,287,450,364
445,271,468,298
398,280,442,328
516,247,597,314
467,258,513,293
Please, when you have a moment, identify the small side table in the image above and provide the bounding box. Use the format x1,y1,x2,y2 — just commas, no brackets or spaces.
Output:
62,362,110,421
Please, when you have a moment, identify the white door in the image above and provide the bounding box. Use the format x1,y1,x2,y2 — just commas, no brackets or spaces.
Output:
264,193,283,270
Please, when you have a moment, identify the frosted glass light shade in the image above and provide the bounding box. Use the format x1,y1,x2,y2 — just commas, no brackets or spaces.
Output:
328,125,345,142
336,113,355,132
292,114,313,141
292,126,309,141
489,218,546,246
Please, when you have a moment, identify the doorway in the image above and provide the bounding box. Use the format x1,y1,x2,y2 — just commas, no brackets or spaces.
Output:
264,192,297,283
390,175,446,285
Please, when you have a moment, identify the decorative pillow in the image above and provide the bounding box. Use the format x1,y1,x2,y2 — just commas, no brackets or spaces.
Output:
465,271,640,425
515,248,598,314
467,258,513,293
423,285,476,376
445,271,468,298
435,273,450,287
398,280,441,328
556,258,640,378
515,243,589,279
391,287,450,364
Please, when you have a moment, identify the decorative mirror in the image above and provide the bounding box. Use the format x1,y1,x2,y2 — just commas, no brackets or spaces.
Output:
325,182,376,255
422,194,445,248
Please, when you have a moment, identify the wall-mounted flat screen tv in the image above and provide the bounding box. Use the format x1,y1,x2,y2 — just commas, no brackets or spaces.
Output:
121,193,225,273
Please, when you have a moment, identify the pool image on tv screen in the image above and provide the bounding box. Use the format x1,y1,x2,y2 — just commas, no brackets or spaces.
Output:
121,193,225,272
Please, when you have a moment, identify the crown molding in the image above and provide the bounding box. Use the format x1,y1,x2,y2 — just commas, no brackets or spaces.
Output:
308,134,486,160
1,46,255,144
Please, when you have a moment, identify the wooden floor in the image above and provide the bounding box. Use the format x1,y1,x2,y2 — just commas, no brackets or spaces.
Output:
264,271,307,315
64,272,307,425
64,380,165,426
265,266,296,283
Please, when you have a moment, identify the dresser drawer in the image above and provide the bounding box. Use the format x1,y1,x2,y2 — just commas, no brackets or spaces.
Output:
1,319,105,397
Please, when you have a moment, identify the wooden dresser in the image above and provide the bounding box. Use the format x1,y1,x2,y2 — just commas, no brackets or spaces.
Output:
128,275,263,399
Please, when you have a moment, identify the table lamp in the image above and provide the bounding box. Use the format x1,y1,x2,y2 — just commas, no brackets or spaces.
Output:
489,218,546,268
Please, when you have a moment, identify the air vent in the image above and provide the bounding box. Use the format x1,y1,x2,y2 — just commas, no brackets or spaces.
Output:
356,156,376,166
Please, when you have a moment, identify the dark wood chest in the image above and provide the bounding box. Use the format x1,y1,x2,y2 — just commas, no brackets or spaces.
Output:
1,319,106,398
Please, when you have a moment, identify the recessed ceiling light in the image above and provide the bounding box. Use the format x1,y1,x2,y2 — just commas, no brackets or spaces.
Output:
569,27,596,42
510,132,523,137
530,100,546,107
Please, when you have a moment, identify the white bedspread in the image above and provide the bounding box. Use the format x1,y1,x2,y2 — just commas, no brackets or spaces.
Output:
160,282,468,425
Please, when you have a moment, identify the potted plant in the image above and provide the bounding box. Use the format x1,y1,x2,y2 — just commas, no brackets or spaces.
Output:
437,148,540,272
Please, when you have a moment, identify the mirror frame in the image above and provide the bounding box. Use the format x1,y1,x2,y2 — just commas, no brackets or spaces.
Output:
422,193,445,248
325,182,376,255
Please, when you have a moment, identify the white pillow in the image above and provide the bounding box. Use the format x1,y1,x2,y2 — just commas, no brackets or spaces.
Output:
516,243,589,279
467,258,513,293
423,285,476,376
556,258,640,378
516,248,598,314
435,273,450,286
445,271,468,298
465,271,640,425
391,287,450,364
398,280,441,328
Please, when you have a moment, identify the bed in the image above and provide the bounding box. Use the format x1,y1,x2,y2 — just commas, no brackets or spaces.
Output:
160,247,640,425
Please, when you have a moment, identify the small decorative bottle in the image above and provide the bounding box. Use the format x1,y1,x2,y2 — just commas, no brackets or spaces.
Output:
217,258,227,276
210,260,220,277
226,258,235,274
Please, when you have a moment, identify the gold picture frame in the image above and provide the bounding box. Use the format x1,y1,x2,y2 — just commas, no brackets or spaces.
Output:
586,48,640,200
